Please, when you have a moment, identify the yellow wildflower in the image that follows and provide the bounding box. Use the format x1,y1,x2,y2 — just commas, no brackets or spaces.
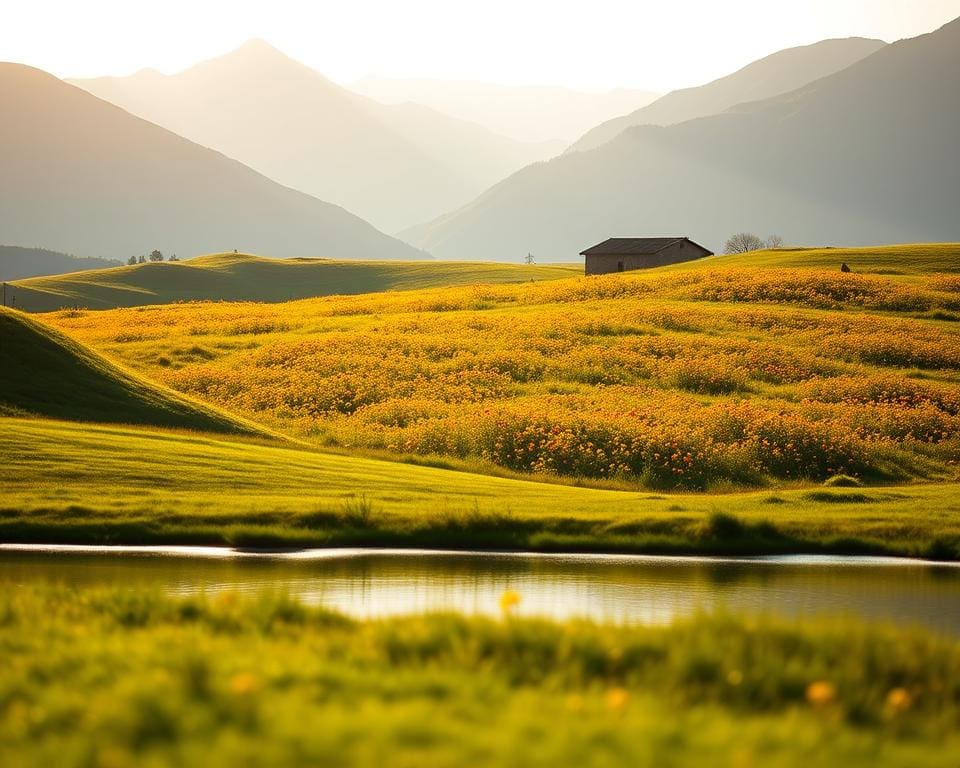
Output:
805,680,836,707
499,590,521,616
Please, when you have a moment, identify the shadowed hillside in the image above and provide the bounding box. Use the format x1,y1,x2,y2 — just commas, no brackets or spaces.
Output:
8,253,579,312
406,19,960,260
71,41,560,233
568,37,885,153
0,246,122,282
0,63,425,262
0,307,265,434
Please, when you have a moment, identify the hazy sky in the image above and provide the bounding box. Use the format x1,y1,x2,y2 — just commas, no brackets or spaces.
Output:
3,0,959,91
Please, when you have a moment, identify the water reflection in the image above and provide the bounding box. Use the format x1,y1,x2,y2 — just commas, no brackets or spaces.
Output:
1,547,959,634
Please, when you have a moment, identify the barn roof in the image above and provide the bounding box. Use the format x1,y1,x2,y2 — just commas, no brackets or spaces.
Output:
580,237,711,257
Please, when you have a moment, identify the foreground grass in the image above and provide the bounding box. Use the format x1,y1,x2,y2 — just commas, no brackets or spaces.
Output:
3,417,959,559
1,585,958,767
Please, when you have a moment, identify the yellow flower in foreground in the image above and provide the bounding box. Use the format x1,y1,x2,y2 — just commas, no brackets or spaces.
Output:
604,687,630,712
885,687,912,713
229,672,259,696
806,680,836,707
499,590,521,616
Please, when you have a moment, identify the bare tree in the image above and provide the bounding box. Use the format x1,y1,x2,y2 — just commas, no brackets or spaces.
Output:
765,234,784,249
724,233,765,254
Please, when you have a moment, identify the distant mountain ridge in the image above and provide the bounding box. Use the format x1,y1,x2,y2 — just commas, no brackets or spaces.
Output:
405,19,960,261
71,41,563,232
0,63,426,262
353,76,659,144
0,246,122,283
567,37,886,153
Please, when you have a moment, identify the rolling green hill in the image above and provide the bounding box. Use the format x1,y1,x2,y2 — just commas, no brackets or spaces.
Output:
0,308,264,435
7,253,579,312
668,243,960,275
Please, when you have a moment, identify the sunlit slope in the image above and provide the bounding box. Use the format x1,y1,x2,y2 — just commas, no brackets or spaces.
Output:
3,417,959,557
0,308,263,435
680,244,960,275
9,253,579,312
41,244,960,492
11,244,956,313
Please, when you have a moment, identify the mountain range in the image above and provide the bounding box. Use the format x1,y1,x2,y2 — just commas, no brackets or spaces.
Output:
352,76,658,144
567,37,886,153
0,246,122,283
72,41,564,232
0,63,424,262
404,19,960,261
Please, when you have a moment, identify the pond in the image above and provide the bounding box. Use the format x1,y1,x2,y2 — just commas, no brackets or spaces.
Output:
2,545,959,634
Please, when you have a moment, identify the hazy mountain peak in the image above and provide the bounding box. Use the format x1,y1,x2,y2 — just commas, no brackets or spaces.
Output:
186,37,319,79
69,44,563,233
130,66,164,79
567,36,886,153
235,37,281,54
406,17,958,261
0,62,427,261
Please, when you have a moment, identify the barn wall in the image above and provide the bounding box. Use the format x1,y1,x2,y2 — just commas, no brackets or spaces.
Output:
584,240,712,275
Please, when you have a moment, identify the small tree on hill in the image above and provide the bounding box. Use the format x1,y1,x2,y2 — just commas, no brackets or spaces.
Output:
724,233,764,254
765,234,784,249
149,249,164,262
127,255,138,265
138,255,146,264
169,253,179,262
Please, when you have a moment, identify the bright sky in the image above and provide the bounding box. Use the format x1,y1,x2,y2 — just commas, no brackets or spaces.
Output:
2,0,959,91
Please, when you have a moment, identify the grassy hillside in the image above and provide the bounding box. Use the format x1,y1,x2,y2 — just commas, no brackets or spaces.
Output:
9,253,579,312
38,245,960,493
685,244,960,275
2,417,959,558
0,308,263,435
3,586,958,767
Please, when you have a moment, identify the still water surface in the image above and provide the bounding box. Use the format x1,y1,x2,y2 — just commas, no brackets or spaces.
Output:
2,545,959,634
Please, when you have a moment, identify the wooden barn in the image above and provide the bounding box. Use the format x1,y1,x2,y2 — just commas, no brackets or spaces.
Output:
580,237,713,275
